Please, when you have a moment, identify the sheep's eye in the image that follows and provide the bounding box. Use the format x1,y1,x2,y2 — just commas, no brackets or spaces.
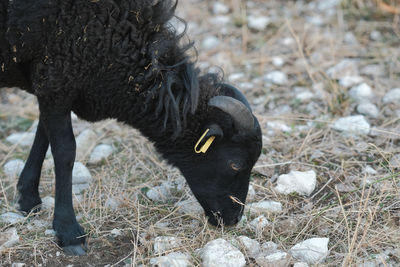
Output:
230,162,241,171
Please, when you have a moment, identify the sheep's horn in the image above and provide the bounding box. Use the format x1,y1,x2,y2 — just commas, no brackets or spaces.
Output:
208,95,254,133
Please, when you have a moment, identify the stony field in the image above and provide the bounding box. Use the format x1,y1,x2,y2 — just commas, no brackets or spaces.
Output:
0,0,400,266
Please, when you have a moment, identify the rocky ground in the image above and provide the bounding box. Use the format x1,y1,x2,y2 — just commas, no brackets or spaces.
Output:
1,0,400,266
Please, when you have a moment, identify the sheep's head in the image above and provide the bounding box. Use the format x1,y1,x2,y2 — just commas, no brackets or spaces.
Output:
176,84,262,226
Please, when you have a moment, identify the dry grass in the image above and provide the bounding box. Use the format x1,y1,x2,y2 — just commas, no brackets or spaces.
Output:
1,0,400,266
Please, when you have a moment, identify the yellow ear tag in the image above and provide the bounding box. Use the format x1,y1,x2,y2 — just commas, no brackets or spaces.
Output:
194,129,215,154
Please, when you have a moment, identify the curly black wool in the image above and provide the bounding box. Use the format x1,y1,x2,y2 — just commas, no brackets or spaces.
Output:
0,0,216,138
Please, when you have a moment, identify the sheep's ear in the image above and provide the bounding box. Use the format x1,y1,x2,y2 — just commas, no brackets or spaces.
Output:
194,124,223,154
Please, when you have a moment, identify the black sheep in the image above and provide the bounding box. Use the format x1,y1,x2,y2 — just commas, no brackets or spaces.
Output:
1,0,262,255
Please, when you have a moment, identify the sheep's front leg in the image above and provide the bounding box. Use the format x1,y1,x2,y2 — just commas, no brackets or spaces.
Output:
40,108,87,256
17,119,48,214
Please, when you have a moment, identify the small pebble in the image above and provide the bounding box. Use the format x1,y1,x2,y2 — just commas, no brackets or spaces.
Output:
249,215,270,231
383,88,400,104
264,71,288,85
248,16,270,31
349,83,374,102
212,2,229,14
202,36,220,50
356,102,379,118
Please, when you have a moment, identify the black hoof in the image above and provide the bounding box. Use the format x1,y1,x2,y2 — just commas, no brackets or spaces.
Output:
17,193,42,215
63,244,87,256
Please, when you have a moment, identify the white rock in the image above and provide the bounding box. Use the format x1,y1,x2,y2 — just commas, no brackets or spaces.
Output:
390,154,400,168
110,228,122,237
72,183,89,194
370,30,382,41
316,0,342,10
294,262,309,267
305,15,324,26
26,219,49,230
290,238,329,264
175,198,203,215
72,162,92,184
383,88,400,104
275,170,316,196
154,236,181,254
147,179,185,202
344,32,359,45
338,76,363,88
249,215,270,231
363,166,377,175
247,201,282,214
212,2,229,14
272,57,285,67
41,196,55,210
105,197,119,210
228,73,245,82
331,115,370,135
247,184,256,200
6,132,35,147
261,241,278,254
360,64,384,76
281,37,294,46
237,236,260,258
266,121,291,133
0,212,25,224
150,252,191,267
256,251,289,267
248,16,270,31
200,238,246,267
326,59,358,79
3,159,25,178
210,15,231,25
11,263,25,267
44,229,56,236
146,185,171,202
349,83,374,102
202,36,220,50
296,90,314,102
264,71,288,85
75,129,97,161
89,144,113,164
356,103,379,118
0,228,19,250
